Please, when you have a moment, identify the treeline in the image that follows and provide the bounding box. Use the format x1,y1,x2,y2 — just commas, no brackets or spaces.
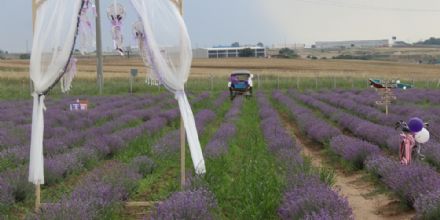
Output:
416,37,440,45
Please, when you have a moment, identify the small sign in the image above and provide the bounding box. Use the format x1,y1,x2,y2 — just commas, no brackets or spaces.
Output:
130,68,138,77
70,99,88,111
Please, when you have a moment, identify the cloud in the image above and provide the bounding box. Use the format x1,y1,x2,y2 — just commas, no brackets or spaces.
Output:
254,0,440,45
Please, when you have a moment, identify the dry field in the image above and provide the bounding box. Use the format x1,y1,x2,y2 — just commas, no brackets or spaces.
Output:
1,56,439,80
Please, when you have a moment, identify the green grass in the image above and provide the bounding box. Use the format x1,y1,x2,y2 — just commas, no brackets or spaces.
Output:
2,76,438,100
204,98,283,219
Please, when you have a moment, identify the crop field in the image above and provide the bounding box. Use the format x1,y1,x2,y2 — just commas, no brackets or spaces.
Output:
0,56,440,219
2,57,440,79
1,83,440,219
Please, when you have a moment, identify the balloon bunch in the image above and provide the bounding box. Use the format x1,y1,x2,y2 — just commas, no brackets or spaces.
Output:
107,2,125,56
396,117,430,165
408,117,430,144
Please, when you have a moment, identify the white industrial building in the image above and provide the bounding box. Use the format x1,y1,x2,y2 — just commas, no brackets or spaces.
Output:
315,39,389,49
272,43,306,49
192,46,266,59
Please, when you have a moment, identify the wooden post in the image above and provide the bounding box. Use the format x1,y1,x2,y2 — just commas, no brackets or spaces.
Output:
277,73,280,89
95,0,104,95
296,77,299,89
129,76,133,93
385,102,389,116
180,117,185,189
175,0,186,190
210,74,214,91
333,76,336,89
315,76,318,90
35,183,40,213
257,74,260,89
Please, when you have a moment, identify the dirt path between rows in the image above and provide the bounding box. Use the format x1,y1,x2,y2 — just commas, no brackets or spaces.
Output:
280,114,415,220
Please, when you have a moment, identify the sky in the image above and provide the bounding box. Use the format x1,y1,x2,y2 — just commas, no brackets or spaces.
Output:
1,0,440,53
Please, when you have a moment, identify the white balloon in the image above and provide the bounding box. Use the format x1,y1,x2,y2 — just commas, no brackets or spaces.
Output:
415,128,430,144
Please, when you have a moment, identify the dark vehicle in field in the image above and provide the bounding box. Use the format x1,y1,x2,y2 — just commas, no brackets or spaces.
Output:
228,70,253,100
369,78,413,90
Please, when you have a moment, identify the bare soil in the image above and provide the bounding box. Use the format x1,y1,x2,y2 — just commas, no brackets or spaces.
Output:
280,114,415,220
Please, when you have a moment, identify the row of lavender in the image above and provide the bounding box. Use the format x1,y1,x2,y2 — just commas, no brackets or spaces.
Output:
258,92,353,219
0,95,173,173
33,92,221,219
357,90,440,143
322,89,440,138
285,90,440,218
0,95,175,187
0,95,162,149
336,88,440,106
311,90,440,170
204,96,243,158
0,92,210,213
149,92,237,219
152,92,228,157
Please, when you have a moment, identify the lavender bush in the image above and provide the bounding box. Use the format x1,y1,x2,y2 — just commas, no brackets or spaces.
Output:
204,97,243,158
151,188,218,220
365,155,440,216
257,92,353,220
273,90,341,144
330,135,381,169
38,161,141,220
130,156,156,177
278,178,353,220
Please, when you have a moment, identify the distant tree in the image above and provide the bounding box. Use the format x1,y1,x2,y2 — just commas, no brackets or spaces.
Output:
257,42,264,47
19,54,31,59
239,48,254,57
279,48,298,58
231,42,240,47
419,37,440,45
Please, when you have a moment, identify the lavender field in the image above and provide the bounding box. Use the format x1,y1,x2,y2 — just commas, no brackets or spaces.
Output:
1,88,440,219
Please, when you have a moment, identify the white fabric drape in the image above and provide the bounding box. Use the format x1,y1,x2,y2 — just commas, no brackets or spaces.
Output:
29,0,83,184
131,0,206,174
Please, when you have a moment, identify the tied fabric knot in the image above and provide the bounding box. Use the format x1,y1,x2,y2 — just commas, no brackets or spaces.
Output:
174,90,185,100
31,92,47,111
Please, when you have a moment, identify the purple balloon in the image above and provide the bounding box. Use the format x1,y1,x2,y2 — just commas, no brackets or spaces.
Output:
408,117,424,132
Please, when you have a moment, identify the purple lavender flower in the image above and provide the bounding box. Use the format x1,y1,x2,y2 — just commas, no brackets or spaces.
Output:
0,168,33,203
414,189,440,219
330,135,381,169
130,156,156,177
151,188,218,220
153,130,180,156
195,109,216,134
39,161,141,219
278,176,353,220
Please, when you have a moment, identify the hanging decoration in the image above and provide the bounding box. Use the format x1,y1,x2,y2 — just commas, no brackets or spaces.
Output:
78,0,96,54
107,1,125,56
133,20,160,86
131,0,206,174
61,57,78,93
29,0,84,185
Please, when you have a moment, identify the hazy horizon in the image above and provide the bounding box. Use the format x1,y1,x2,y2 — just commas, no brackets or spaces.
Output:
1,0,440,53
